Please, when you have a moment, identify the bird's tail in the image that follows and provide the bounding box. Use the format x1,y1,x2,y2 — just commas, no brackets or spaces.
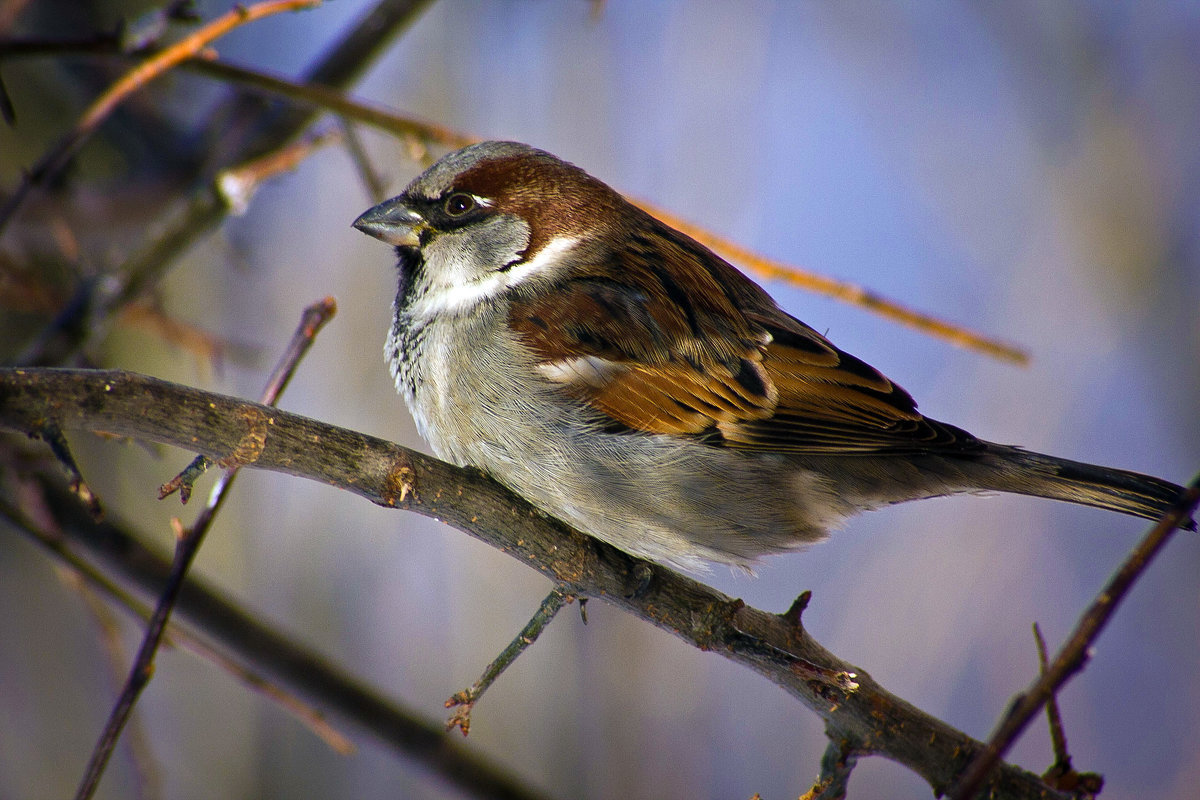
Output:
978,445,1195,530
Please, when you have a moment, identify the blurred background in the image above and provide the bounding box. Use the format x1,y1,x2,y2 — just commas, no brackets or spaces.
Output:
1,1,1198,798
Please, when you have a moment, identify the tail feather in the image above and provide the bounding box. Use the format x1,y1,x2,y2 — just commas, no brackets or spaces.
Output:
978,446,1195,531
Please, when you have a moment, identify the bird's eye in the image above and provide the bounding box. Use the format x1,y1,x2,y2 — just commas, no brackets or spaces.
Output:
444,193,475,217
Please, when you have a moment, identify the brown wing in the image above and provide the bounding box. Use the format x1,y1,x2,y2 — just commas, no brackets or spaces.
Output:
510,227,778,434
728,318,980,454
510,220,979,455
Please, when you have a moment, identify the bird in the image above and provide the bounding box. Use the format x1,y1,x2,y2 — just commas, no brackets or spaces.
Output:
353,141,1192,572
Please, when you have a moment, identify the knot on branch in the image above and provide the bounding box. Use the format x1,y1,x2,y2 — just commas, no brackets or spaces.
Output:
216,406,269,469
382,458,415,506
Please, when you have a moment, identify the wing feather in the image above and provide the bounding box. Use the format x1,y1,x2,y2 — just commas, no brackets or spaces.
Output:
509,220,979,455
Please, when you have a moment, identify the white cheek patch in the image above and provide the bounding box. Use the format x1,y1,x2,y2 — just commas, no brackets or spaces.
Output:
409,236,578,319
503,235,577,286
536,355,624,387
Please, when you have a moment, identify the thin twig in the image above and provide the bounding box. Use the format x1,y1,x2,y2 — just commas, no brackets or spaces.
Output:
340,119,389,201
3,492,352,776
2,21,1030,368
188,57,474,149
71,573,164,800
1032,623,1104,795
72,298,336,800
217,0,436,159
6,30,1022,366
445,586,575,736
191,59,1031,366
0,0,323,237
17,133,337,370
34,420,102,518
801,738,858,800
1032,623,1070,769
949,476,1200,799
162,296,335,498
642,203,1031,365
234,119,343,193
261,297,337,400
13,1,425,369
216,128,343,214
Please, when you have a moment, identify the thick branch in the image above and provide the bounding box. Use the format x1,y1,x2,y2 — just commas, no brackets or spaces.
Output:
0,367,1065,799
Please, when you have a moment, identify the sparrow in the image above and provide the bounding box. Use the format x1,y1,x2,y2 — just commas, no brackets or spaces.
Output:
353,141,1192,572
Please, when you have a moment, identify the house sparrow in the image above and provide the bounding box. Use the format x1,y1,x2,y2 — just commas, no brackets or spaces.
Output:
353,141,1192,572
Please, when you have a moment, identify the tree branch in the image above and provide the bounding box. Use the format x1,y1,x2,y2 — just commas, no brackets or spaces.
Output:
0,0,324,237
0,366,1068,799
0,476,557,800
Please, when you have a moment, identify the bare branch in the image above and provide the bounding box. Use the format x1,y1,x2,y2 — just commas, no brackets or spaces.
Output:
0,366,1071,800
0,478,559,800
3,18,1025,367
1032,623,1104,796
641,203,1030,365
0,0,324,236
445,587,575,736
949,477,1200,799
73,298,336,800
9,1,435,367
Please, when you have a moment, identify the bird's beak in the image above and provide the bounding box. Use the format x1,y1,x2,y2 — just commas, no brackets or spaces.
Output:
352,197,427,247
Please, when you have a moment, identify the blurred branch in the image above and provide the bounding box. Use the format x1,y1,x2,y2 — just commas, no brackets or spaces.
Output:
0,367,1073,800
189,55,1026,364
0,478,557,800
188,56,474,148
72,297,336,800
214,126,342,214
215,0,436,160
0,0,324,237
2,489,352,757
643,203,1031,365
7,0,435,366
16,129,335,367
70,573,164,800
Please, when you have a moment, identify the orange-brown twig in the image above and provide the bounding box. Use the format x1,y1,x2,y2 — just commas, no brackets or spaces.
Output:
216,126,343,214
0,0,323,237
189,57,476,150
642,203,1030,365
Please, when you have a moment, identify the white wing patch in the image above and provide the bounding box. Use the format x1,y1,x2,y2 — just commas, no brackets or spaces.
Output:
535,355,624,387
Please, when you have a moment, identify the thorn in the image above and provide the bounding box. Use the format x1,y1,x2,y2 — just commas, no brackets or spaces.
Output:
36,421,102,519
159,455,212,503
781,589,812,629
